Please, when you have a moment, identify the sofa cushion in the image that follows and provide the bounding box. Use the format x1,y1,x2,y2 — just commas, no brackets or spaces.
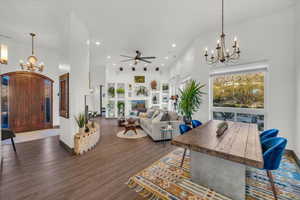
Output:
168,111,179,121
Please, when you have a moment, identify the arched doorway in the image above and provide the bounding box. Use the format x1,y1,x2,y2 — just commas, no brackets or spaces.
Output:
1,71,53,133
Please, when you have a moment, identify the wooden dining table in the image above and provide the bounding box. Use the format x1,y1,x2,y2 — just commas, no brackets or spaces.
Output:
171,120,263,200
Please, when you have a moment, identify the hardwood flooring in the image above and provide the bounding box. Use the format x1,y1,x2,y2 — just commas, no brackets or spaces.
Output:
0,118,175,200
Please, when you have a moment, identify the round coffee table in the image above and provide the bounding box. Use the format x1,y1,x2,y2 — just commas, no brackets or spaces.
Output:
123,118,138,135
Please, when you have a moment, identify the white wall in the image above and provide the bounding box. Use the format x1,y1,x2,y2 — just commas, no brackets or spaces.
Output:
170,7,297,150
0,38,60,126
295,2,300,158
59,12,90,148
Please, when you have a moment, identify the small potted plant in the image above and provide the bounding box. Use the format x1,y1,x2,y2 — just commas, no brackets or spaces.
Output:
108,87,115,98
116,87,125,98
74,113,85,134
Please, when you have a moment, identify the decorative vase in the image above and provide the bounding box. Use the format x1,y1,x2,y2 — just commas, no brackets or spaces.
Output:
151,80,157,90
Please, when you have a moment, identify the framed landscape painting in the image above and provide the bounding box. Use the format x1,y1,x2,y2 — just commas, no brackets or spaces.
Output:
134,76,145,83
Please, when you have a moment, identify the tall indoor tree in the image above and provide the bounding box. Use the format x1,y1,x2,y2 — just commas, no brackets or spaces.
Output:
179,80,206,124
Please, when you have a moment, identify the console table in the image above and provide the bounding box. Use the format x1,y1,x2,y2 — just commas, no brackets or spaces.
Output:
172,120,263,200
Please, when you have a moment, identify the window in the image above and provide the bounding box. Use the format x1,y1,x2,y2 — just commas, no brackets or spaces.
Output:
210,66,267,131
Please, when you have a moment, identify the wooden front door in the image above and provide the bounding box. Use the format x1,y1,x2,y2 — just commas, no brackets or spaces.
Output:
1,71,53,133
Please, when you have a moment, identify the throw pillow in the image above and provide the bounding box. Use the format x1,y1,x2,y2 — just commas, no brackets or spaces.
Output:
152,112,164,123
147,110,155,118
168,111,179,121
139,112,148,118
160,112,170,121
151,110,160,119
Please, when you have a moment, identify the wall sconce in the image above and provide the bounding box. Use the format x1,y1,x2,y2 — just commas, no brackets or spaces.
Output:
0,44,8,64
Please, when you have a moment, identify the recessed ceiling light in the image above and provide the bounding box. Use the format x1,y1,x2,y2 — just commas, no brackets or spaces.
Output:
86,40,90,45
132,67,136,71
119,67,123,71
172,43,176,48
107,56,111,59
95,41,101,46
165,56,169,60
112,63,116,66
143,67,147,71
155,67,159,71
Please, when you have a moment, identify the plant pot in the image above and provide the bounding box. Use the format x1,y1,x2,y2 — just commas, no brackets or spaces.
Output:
79,128,85,134
183,116,192,125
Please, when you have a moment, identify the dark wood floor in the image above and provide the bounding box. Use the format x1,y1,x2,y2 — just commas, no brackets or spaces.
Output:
0,118,175,200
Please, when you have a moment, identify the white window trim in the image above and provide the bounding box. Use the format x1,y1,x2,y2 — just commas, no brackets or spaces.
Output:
209,62,269,130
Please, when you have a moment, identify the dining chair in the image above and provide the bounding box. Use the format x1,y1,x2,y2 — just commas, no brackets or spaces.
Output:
261,137,287,200
179,124,192,168
260,129,279,143
1,128,17,152
191,120,202,128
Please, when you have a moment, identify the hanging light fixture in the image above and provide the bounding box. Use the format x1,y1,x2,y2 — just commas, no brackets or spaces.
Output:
0,44,8,64
20,33,44,72
204,0,241,65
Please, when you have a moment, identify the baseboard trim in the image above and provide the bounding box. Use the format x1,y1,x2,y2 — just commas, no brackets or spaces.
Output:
59,140,74,155
285,149,300,167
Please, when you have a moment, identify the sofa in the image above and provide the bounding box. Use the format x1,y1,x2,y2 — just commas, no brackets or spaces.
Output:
139,109,182,141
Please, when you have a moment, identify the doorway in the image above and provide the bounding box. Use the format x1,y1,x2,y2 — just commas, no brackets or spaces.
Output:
1,71,53,133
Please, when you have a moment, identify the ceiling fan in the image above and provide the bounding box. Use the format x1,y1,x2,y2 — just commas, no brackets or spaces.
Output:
120,50,156,65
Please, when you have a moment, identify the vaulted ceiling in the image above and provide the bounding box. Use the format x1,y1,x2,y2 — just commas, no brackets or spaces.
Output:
0,0,295,68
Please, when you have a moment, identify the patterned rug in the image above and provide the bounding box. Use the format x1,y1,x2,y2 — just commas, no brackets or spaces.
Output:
127,148,300,200
116,128,147,139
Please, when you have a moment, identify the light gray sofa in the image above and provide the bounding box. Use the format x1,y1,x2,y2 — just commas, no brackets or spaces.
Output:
139,110,182,141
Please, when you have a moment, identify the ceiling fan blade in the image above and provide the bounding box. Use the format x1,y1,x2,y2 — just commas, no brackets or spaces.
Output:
120,59,135,62
120,55,134,58
139,59,152,64
140,56,156,59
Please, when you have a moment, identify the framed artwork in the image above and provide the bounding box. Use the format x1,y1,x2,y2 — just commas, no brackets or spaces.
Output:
134,76,145,83
59,73,69,118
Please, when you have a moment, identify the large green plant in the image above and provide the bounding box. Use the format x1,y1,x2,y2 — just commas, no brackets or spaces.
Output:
179,80,206,123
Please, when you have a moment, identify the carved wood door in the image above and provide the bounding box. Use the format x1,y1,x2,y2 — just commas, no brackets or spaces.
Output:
1,71,53,133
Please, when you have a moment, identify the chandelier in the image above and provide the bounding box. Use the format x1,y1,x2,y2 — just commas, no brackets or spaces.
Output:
204,0,241,65
20,33,44,72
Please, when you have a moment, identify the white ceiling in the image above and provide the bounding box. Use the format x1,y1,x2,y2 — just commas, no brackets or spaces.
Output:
0,0,296,68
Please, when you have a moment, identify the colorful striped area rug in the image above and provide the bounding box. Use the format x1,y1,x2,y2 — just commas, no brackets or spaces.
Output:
127,148,300,200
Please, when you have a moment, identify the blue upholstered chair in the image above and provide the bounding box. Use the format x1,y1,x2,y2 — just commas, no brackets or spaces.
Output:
260,129,279,143
261,137,287,200
191,120,202,128
179,124,192,167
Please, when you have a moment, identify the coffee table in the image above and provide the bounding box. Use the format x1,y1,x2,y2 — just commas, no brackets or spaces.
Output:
123,118,138,135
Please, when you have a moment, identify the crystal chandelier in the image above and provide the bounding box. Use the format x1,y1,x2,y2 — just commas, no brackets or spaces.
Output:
204,0,241,65
20,33,44,72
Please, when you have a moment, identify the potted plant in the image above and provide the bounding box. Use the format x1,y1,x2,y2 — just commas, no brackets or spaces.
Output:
179,80,206,124
117,101,125,117
116,87,125,97
74,113,85,134
108,87,115,98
